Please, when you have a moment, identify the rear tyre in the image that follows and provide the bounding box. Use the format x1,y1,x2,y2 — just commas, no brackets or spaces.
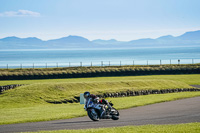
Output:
87,109,99,121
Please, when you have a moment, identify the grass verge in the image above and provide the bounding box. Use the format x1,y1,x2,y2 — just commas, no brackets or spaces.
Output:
26,123,200,133
0,74,200,86
1,92,200,125
0,74,200,125
0,80,194,107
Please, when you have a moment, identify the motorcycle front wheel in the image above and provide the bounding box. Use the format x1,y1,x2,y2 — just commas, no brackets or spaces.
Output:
111,108,120,120
87,109,99,121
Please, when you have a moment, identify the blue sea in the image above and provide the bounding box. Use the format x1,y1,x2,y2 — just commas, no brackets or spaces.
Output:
0,46,200,68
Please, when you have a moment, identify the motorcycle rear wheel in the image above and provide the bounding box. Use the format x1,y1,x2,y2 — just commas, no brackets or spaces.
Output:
87,109,99,121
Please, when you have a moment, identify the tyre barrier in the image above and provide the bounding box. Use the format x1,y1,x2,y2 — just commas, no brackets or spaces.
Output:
46,88,200,104
46,99,78,104
0,84,23,93
96,88,200,98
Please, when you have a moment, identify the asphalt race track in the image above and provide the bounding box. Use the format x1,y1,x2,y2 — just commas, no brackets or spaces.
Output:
0,96,200,133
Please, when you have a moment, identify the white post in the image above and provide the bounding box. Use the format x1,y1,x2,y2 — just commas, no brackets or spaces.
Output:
80,93,85,104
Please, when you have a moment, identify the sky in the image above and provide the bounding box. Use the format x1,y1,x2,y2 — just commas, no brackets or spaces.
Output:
0,0,200,41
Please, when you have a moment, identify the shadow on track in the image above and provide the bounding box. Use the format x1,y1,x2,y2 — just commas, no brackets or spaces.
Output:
53,120,93,124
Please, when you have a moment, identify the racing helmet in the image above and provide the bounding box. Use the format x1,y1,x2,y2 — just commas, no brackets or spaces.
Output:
84,91,90,98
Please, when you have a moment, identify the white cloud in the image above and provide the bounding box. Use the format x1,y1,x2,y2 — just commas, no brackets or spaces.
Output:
0,10,40,17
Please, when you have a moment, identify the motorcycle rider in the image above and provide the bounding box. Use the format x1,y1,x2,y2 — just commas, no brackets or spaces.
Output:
83,91,111,118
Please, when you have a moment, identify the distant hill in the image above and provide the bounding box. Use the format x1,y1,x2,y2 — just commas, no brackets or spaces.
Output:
46,35,92,48
47,35,90,44
1,36,43,42
0,36,45,49
126,30,200,46
0,30,200,49
177,30,200,40
92,39,124,45
156,35,175,40
0,36,92,49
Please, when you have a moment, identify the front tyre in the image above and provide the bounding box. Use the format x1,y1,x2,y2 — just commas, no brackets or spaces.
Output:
111,108,120,120
87,109,99,121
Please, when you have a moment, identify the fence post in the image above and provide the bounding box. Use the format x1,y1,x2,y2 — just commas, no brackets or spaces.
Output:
178,59,180,65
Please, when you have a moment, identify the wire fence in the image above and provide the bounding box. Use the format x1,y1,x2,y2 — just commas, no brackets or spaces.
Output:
0,58,200,69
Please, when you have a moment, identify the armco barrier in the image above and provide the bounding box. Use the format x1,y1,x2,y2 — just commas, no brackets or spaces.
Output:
0,84,23,93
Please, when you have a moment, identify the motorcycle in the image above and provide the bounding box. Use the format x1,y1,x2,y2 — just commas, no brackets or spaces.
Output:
84,98,120,121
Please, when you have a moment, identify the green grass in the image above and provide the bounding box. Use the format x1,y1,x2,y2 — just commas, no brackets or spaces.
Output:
1,92,200,125
0,74,200,86
0,103,85,124
0,80,194,107
26,123,200,133
0,74,200,125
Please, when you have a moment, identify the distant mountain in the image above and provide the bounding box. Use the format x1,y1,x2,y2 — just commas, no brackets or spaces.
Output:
0,36,45,49
48,35,90,44
0,35,92,49
127,30,200,46
128,38,157,45
92,39,124,45
156,35,175,40
0,30,200,49
1,36,43,43
177,30,200,40
1,36,22,42
45,35,92,48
